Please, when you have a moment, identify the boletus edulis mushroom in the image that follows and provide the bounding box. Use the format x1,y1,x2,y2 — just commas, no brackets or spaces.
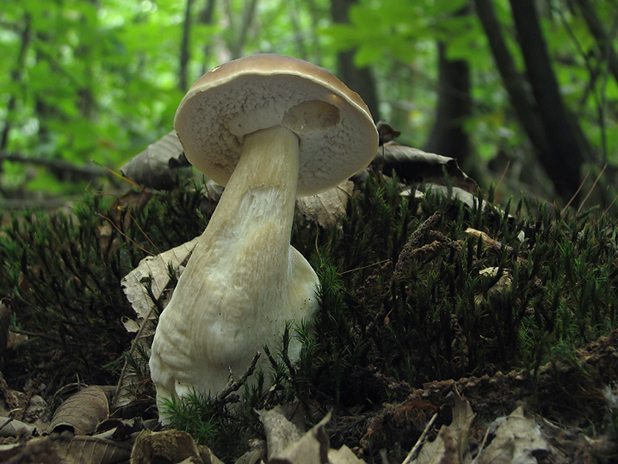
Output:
149,54,378,422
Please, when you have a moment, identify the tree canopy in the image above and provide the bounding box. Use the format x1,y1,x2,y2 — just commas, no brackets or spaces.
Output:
1,0,617,206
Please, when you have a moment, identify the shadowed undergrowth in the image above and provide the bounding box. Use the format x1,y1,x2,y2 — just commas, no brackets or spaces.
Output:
1,173,617,460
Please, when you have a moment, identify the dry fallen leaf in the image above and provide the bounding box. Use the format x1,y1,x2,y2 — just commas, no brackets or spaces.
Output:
268,413,332,464
267,412,369,464
121,237,199,325
56,434,134,464
0,416,37,438
474,268,513,311
0,436,60,463
131,429,203,464
257,405,305,460
120,130,190,190
374,143,478,193
410,185,483,210
476,406,551,464
50,385,109,435
0,392,50,434
328,445,366,464
234,439,266,464
0,433,133,464
296,181,354,228
465,228,500,249
409,389,475,464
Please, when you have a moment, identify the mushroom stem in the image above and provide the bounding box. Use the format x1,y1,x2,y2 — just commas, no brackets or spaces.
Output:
206,125,300,239
150,125,318,418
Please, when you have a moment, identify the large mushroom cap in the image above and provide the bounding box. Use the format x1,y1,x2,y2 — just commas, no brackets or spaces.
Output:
174,54,379,196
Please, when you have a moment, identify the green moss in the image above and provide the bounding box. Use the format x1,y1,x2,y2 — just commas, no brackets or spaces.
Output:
2,172,618,456
288,174,618,411
0,180,207,389
159,393,218,445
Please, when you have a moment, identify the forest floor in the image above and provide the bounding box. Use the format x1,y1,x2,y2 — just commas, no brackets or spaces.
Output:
2,330,618,463
1,172,618,463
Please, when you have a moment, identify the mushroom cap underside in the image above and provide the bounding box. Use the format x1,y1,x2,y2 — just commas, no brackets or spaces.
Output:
174,54,379,196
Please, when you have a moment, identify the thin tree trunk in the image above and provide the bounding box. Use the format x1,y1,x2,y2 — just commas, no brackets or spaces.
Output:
509,0,586,200
199,0,217,74
179,0,194,92
330,0,380,121
474,0,551,156
229,0,259,59
423,41,472,165
475,0,588,200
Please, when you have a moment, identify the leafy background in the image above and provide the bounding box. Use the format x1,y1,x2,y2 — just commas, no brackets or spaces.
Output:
1,0,617,206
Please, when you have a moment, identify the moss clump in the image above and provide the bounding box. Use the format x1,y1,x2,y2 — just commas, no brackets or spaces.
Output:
2,173,617,459
0,182,207,391
288,176,618,407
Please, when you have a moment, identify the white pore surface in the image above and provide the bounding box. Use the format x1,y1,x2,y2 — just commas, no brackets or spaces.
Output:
175,74,377,196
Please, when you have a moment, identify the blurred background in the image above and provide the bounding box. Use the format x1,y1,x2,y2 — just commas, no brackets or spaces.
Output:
0,0,617,210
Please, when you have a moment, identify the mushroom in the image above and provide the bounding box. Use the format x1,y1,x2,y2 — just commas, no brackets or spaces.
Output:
149,54,378,421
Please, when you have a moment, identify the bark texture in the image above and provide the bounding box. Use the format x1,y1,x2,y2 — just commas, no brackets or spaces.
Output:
476,0,590,200
423,42,472,166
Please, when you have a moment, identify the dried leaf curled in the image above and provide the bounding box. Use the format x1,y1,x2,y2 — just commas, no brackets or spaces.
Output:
296,181,354,228
120,131,189,190
328,445,366,464
121,237,199,324
51,386,109,435
476,407,550,464
56,434,133,464
131,429,203,464
0,416,37,438
374,143,478,193
257,406,304,460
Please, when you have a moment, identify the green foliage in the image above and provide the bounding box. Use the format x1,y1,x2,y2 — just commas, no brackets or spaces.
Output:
0,0,331,189
2,0,617,202
160,393,218,445
324,0,471,65
324,0,618,169
0,0,185,195
160,388,264,460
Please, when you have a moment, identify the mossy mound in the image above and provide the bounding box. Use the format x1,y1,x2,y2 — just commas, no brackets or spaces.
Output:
1,174,617,461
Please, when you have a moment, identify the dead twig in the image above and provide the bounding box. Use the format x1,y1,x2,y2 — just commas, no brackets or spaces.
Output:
401,412,438,464
215,352,261,406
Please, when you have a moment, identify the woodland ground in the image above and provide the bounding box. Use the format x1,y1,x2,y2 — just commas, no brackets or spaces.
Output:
1,172,618,463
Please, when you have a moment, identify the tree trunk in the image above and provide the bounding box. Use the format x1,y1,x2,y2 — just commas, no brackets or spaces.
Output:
330,0,380,121
198,0,217,74
508,0,587,200
179,0,194,92
423,42,472,166
474,0,549,156
476,0,589,200
229,0,259,59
